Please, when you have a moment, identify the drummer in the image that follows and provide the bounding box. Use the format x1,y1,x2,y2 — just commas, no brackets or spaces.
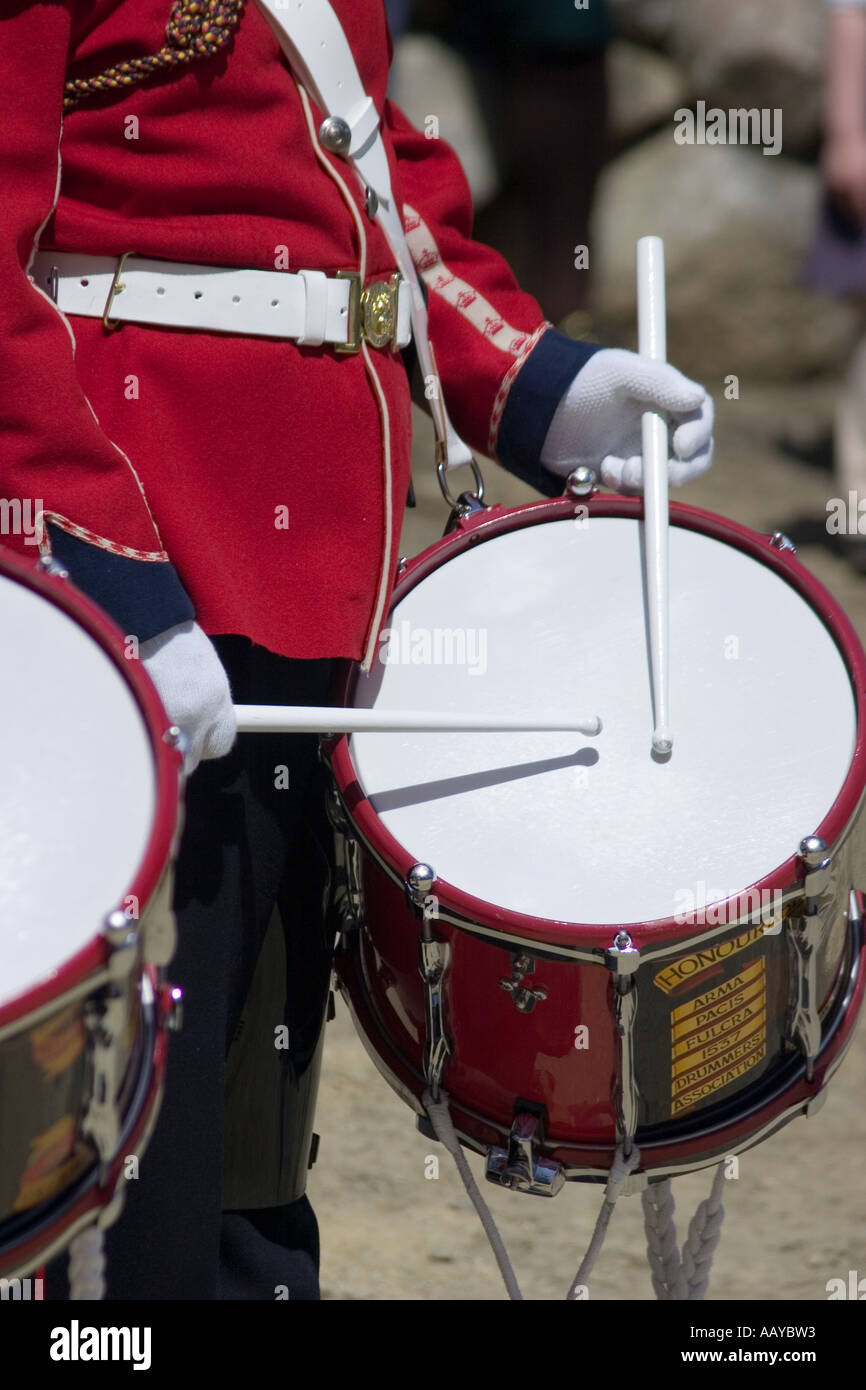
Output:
0,0,713,1298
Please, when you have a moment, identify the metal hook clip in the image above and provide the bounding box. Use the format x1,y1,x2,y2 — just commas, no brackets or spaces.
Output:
102,251,137,331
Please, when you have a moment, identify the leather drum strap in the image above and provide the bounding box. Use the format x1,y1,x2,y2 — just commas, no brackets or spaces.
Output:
254,0,477,479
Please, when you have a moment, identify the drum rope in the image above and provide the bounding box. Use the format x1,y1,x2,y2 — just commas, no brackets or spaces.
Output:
421,1087,727,1301
680,1163,727,1300
423,1089,523,1301
68,1225,106,1300
565,1143,642,1299
641,1178,687,1300
642,1164,727,1300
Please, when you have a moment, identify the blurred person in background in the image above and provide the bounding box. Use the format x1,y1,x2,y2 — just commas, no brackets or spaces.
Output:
384,0,410,40
808,0,866,567
412,0,611,338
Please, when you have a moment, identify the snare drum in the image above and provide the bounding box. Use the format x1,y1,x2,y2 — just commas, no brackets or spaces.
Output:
326,495,866,1191
0,548,183,1277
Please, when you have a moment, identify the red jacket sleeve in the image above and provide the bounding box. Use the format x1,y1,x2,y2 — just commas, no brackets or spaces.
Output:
0,3,192,636
385,97,599,493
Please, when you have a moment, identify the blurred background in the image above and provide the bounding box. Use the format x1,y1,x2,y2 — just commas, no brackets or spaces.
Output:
384,0,866,618
309,0,866,1300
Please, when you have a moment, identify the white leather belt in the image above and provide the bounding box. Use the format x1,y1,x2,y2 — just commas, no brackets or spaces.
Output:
29,250,413,352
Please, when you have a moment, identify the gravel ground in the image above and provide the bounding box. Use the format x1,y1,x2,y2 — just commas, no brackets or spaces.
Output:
310,382,866,1301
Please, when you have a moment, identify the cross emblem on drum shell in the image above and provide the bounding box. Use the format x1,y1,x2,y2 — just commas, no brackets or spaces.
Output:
500,953,547,1013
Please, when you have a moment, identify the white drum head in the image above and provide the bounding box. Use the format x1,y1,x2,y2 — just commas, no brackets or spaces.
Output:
350,517,857,926
0,573,157,1007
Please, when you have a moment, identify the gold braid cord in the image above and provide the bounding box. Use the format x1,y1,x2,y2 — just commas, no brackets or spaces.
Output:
63,0,246,112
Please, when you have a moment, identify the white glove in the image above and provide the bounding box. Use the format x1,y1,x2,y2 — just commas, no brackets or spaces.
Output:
140,620,237,774
540,348,714,493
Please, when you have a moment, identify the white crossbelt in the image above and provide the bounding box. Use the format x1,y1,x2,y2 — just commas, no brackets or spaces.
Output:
29,250,413,349
254,0,478,480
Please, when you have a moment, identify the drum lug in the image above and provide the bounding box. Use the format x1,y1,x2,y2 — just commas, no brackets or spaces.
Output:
341,834,365,935
769,531,797,554
786,837,832,1080
799,835,833,900
102,909,140,979
605,931,641,1156
326,781,349,835
81,911,152,1175
604,930,640,979
162,724,189,774
81,987,128,1178
106,878,176,972
485,1109,565,1197
499,952,547,1013
160,982,184,1032
419,935,451,1102
409,864,452,1099
565,467,598,498
406,862,437,916
327,788,366,939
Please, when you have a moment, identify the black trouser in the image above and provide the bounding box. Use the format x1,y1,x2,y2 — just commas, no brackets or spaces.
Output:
48,639,335,1300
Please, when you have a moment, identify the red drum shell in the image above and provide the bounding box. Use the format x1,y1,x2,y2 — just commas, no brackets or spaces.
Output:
0,548,182,1275
0,548,181,1033
329,497,866,1178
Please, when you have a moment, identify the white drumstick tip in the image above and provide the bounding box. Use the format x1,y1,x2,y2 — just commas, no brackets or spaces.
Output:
652,726,672,757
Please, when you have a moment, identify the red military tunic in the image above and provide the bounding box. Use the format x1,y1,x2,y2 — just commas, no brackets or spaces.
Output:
0,1,595,661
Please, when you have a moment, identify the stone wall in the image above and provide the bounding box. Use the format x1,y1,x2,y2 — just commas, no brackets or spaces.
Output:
596,0,859,380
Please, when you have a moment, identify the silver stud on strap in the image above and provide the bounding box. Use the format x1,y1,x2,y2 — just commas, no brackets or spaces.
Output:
319,116,352,155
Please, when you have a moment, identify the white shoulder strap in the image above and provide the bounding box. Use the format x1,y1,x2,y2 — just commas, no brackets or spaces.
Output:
254,0,479,490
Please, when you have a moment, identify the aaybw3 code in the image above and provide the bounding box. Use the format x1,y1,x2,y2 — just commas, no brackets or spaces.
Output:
690,1327,815,1340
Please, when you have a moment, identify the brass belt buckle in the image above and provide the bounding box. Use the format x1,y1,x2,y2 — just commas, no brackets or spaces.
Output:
336,271,401,354
102,250,137,331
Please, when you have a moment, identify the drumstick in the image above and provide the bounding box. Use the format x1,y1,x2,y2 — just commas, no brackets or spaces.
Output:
637,235,672,757
234,705,603,736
